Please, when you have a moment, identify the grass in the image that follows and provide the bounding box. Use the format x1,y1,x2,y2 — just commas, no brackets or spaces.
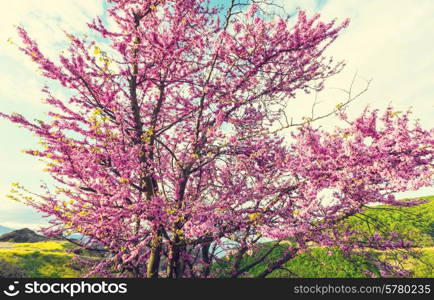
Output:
214,197,434,278
277,247,379,278
279,247,434,278
409,248,434,277
12,241,76,252
0,241,79,278
375,247,434,278
213,244,381,278
345,196,434,247
213,245,434,278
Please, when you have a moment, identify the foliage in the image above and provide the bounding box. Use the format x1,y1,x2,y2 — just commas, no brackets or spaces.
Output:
1,0,433,278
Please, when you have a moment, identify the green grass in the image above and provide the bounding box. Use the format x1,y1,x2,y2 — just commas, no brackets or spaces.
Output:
12,241,76,252
345,196,434,247
279,247,434,278
214,245,434,278
277,248,379,278
0,241,79,278
213,244,381,278
214,197,434,278
409,248,434,277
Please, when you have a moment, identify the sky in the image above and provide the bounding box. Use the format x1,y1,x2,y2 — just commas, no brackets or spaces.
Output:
0,0,433,230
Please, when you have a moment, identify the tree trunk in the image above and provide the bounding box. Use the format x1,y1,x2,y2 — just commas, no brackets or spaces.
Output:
166,245,178,278
146,233,162,278
202,244,211,277
257,247,298,278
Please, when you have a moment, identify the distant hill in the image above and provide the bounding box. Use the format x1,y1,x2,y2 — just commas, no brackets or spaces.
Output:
0,225,14,236
0,228,49,243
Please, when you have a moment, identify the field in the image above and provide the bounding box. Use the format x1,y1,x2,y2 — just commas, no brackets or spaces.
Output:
1,196,433,278
214,196,434,278
213,244,434,278
0,241,79,278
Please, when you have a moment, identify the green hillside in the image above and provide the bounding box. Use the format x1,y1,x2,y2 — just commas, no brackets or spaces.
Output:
214,196,434,278
0,241,79,278
345,196,434,247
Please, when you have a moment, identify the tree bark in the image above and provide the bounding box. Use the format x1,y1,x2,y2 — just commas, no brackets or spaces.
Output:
256,247,298,278
146,232,162,278
202,243,211,277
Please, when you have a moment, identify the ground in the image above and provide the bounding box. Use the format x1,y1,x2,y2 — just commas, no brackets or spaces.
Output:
0,241,79,278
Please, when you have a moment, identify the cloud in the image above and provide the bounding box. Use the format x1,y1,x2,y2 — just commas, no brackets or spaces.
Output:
0,1,104,231
299,0,434,197
1,221,47,231
0,0,104,68
0,71,44,107
0,183,48,231
279,0,319,13
270,0,434,197
317,0,434,128
268,1,434,130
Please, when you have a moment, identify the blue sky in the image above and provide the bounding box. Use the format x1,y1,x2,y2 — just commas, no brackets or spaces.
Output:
0,0,433,230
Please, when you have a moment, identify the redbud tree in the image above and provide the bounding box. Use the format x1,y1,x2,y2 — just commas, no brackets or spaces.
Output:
2,0,433,278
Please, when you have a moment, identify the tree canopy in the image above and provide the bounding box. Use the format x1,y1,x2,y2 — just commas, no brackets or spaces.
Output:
2,0,433,278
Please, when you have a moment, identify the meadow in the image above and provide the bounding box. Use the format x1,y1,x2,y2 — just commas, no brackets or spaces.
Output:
214,196,434,278
0,241,78,278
